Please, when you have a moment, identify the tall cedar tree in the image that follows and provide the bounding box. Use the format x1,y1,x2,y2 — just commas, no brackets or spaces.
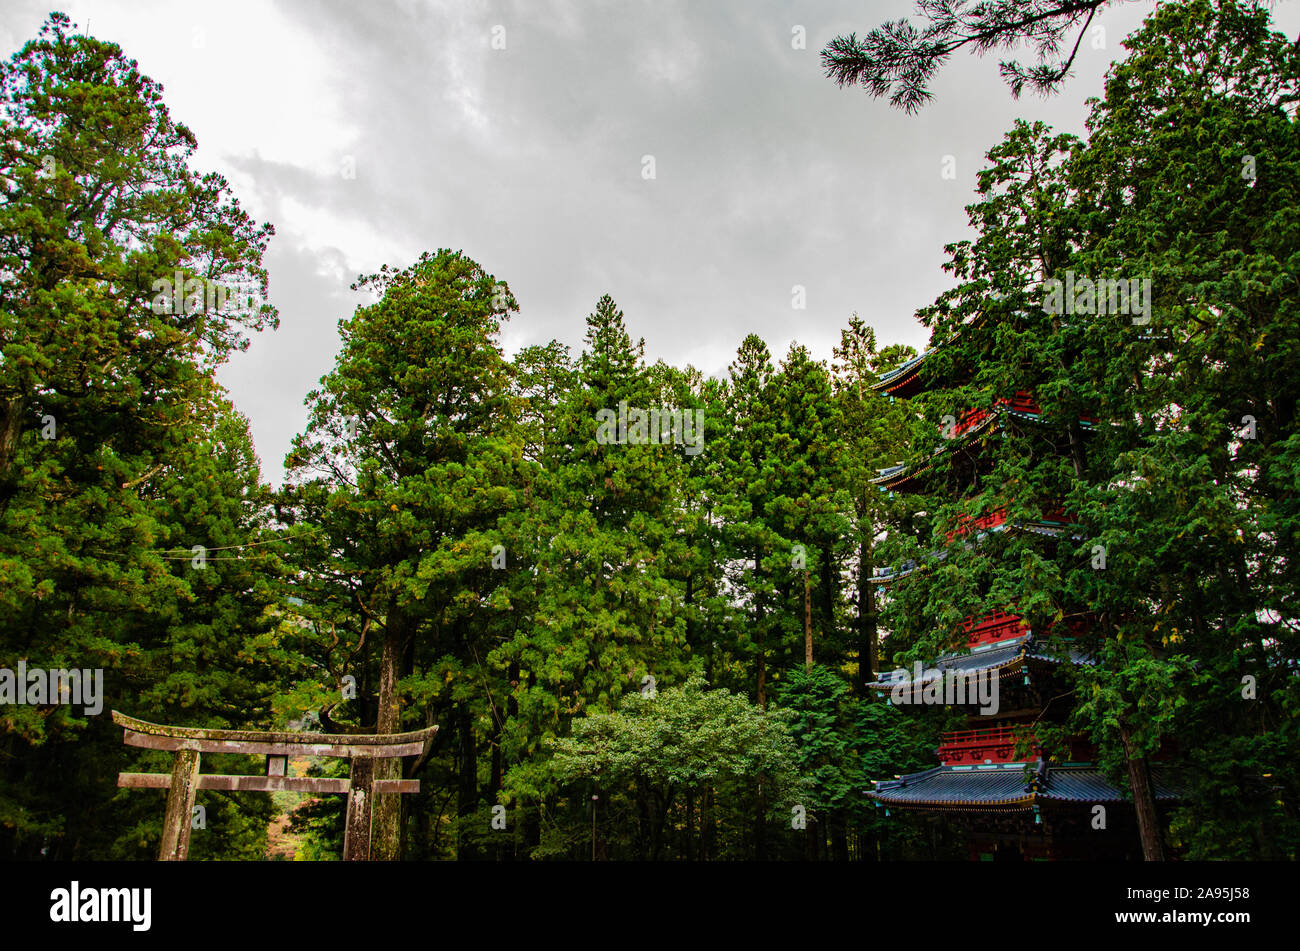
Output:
281,250,523,860
0,14,282,858
878,0,1300,860
498,295,691,851
1060,0,1300,859
831,317,921,690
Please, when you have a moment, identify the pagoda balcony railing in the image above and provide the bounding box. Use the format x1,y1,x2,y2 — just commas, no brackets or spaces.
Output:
946,503,1070,542
937,729,1129,767
946,506,1009,541
952,391,1040,437
961,610,1030,649
870,508,1076,584
937,726,1039,765
956,609,1094,649
950,391,1100,438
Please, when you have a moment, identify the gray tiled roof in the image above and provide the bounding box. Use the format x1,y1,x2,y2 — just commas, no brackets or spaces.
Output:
873,764,1036,807
1038,766,1187,802
872,637,1029,690
870,764,1184,808
872,635,1095,690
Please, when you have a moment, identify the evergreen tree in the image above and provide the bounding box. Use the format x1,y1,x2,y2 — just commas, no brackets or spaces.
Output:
832,316,920,690
499,295,691,854
0,13,280,859
1060,0,1300,859
281,249,523,860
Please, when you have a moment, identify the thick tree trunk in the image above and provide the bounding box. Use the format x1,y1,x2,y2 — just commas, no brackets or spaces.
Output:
683,788,694,861
0,397,21,464
0,396,25,512
159,749,201,861
685,573,695,645
1119,719,1166,861
488,693,503,805
342,757,374,861
636,780,652,860
523,805,541,861
502,661,520,860
1066,419,1088,479
370,612,406,861
652,789,672,861
753,548,767,858
489,730,502,803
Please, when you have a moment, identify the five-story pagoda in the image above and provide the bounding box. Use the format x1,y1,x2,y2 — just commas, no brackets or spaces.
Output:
863,319,1182,861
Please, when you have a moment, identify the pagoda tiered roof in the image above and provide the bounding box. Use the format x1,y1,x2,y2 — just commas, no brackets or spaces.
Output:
869,313,988,399
870,393,1095,494
871,351,929,399
870,634,1092,693
867,509,1082,585
870,609,1094,694
873,635,1029,690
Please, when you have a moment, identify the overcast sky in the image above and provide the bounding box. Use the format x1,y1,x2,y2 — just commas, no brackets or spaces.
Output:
5,1,1298,482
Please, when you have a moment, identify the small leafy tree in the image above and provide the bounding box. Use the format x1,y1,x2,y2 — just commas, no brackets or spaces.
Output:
541,674,805,860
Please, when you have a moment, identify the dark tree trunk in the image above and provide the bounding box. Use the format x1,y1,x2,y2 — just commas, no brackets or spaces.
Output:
523,805,540,861
636,780,653,860
819,541,835,640
652,788,672,861
752,548,768,859
685,572,695,645
1066,419,1088,479
1120,719,1166,861
754,545,767,707
0,396,23,483
371,610,406,861
456,706,480,860
684,788,695,861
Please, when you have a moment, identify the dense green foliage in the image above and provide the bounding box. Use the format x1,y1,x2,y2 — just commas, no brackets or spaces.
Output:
0,13,295,859
2,1,1297,861
875,0,1300,859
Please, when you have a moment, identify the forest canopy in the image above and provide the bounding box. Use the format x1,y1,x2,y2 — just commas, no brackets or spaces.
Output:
1,1,1297,861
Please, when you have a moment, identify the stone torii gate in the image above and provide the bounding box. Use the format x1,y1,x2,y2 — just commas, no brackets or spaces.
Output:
112,711,437,861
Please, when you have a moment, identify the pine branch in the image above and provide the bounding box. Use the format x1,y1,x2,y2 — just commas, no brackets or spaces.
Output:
821,0,1118,112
